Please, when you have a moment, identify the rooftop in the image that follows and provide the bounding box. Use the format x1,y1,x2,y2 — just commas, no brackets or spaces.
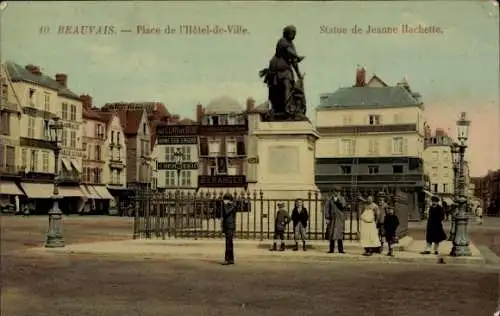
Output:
205,96,243,114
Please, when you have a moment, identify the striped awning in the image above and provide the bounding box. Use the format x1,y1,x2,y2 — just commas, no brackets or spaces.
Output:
80,185,100,199
93,186,114,200
61,158,72,171
443,197,455,205
58,186,85,197
0,181,24,196
70,159,82,172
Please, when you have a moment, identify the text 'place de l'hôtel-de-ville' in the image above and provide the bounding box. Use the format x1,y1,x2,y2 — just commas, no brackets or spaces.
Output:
0,62,490,217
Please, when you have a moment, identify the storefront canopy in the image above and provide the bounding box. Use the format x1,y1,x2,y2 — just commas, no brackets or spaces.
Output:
20,183,54,199
0,181,24,196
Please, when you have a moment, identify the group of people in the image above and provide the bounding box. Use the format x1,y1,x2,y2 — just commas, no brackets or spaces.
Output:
218,188,402,265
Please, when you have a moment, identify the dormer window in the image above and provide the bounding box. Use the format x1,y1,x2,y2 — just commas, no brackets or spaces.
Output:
369,115,380,125
211,116,219,125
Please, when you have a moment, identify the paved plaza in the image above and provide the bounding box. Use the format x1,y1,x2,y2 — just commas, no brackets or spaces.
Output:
1,216,500,316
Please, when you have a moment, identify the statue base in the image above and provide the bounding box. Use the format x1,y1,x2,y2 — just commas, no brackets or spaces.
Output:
247,119,320,200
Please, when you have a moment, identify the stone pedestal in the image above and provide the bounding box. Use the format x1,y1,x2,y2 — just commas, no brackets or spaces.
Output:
247,120,320,200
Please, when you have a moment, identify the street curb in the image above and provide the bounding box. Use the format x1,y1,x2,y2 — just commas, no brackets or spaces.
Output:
476,245,500,266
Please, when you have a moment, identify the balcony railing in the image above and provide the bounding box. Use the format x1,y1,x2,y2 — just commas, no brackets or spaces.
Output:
58,170,81,183
108,181,124,187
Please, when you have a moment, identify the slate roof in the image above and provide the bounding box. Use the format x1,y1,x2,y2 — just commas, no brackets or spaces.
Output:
318,86,422,108
4,61,80,100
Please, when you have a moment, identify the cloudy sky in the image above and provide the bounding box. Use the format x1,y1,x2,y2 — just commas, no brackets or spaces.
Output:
1,1,498,176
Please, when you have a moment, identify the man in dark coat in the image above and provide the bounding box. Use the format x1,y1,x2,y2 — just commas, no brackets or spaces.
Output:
221,193,237,265
421,196,447,255
375,192,389,254
325,188,346,254
291,199,309,251
271,202,291,251
383,207,399,257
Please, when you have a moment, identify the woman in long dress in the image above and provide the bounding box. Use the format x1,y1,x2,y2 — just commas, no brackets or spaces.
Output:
359,196,381,256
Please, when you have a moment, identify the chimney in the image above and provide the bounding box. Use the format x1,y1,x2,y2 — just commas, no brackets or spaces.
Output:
25,64,42,76
196,103,204,123
355,65,366,87
80,94,93,109
246,97,255,111
55,73,68,87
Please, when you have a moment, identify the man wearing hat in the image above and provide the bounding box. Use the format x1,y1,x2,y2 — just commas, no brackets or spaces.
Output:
271,202,291,251
325,187,347,254
221,193,237,265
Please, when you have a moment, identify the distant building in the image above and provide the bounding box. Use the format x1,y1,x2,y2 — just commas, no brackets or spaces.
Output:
315,67,426,219
422,128,455,206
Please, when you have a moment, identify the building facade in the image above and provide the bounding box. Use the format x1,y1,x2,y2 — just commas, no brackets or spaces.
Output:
4,62,86,213
422,128,455,205
315,68,426,218
473,169,500,215
196,97,248,191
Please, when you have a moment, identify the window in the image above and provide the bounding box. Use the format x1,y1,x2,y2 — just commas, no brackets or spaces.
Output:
143,123,147,134
431,166,438,177
96,124,104,139
70,131,76,148
368,139,379,155
165,146,173,162
182,147,191,161
226,141,237,156
219,115,228,125
341,165,351,175
44,93,50,112
62,103,68,120
116,132,120,144
42,120,50,140
392,165,403,174
199,139,209,156
443,166,449,177
341,139,354,155
209,141,219,157
21,149,27,168
209,166,216,176
227,166,237,175
62,130,68,147
211,116,219,125
227,115,236,125
95,145,101,161
392,137,404,154
343,115,352,125
443,184,448,193
166,170,176,187
369,115,380,125
70,104,76,121
28,88,36,106
181,170,191,186
431,151,439,161
30,150,38,172
237,140,246,155
368,166,379,174
394,113,402,124
111,131,115,143
433,183,438,193
0,112,10,135
1,84,8,101
28,118,35,138
42,152,49,172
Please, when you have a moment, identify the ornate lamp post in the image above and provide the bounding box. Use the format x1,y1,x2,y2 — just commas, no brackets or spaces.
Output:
173,148,184,188
45,117,64,248
448,142,460,241
450,112,471,257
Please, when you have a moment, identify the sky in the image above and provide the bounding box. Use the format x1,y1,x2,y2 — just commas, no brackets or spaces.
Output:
1,1,498,176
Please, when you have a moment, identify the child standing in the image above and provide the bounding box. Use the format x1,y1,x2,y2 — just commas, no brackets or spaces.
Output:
383,207,400,257
270,202,291,252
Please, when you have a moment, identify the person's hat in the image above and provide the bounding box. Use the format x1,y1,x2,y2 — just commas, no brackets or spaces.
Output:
431,196,439,202
377,191,386,197
222,193,233,201
277,202,285,208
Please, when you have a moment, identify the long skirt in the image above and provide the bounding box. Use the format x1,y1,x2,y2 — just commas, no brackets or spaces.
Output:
359,221,381,248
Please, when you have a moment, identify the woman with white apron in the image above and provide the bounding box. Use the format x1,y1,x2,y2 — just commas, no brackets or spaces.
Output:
359,196,381,256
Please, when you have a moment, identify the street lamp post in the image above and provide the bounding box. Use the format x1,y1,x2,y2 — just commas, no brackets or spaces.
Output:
173,148,184,189
448,142,460,242
450,112,472,257
45,117,64,248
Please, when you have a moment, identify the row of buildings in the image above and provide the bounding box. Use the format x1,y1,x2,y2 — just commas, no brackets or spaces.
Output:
0,62,485,216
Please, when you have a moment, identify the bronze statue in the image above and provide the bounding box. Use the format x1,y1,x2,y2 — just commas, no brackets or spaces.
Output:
259,25,307,121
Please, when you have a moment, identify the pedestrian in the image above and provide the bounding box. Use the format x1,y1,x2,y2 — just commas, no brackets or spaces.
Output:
291,199,309,251
375,192,388,254
383,207,399,257
421,196,447,255
325,187,346,254
221,193,237,265
475,204,483,225
359,195,381,256
270,202,290,251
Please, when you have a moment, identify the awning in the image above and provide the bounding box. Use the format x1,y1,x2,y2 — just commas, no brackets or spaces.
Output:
443,197,455,205
107,185,128,190
61,158,72,171
80,185,100,199
93,186,114,200
0,181,24,195
58,186,85,197
70,159,82,172
423,190,434,197
20,183,54,199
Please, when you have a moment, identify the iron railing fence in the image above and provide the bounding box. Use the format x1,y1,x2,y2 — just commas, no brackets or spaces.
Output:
132,187,411,241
